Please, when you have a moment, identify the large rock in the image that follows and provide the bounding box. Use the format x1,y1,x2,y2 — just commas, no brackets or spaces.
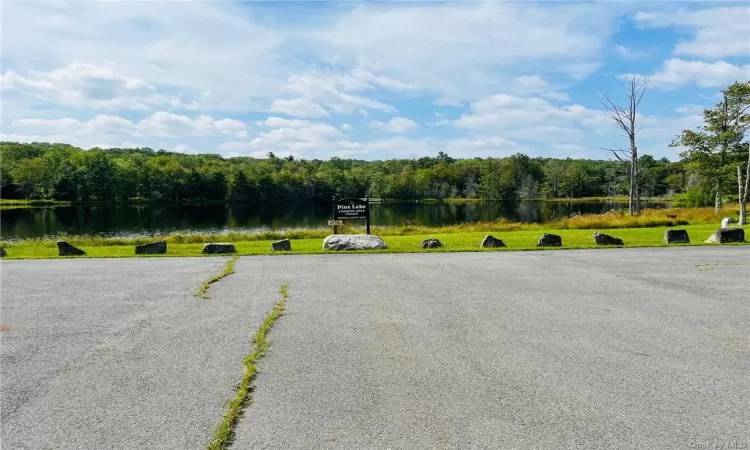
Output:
537,233,562,247
480,235,506,248
135,240,167,255
271,239,291,251
721,217,734,228
664,229,690,244
323,234,387,251
202,243,237,254
593,232,624,246
421,238,443,249
57,240,85,256
704,227,745,244
0,247,6,257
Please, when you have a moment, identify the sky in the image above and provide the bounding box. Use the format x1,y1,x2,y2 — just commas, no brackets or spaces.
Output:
1,0,749,161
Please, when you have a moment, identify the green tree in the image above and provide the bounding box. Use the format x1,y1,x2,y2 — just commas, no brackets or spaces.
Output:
672,81,750,212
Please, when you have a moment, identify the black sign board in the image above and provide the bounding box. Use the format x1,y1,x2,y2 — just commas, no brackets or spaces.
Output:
332,196,371,234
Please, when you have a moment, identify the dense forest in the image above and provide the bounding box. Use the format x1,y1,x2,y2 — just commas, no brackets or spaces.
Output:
0,142,685,203
1,81,747,209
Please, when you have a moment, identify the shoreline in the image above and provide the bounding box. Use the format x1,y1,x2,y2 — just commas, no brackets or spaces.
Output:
0,196,672,209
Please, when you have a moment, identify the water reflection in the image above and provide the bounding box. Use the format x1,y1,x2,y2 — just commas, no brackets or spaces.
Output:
0,200,670,240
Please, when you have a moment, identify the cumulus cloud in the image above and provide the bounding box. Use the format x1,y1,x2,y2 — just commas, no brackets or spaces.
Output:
370,117,419,133
7,112,247,140
630,59,750,89
271,72,397,117
270,98,329,118
634,7,750,58
1,63,197,111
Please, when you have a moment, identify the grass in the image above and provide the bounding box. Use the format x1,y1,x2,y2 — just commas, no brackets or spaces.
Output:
1,224,745,259
195,256,239,298
207,283,289,450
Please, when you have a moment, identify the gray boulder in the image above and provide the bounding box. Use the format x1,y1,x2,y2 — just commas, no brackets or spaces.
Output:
135,240,167,255
421,238,443,249
271,239,291,251
57,240,85,256
704,227,745,244
664,229,690,244
537,233,562,247
480,235,506,248
202,243,237,254
323,234,387,251
0,247,6,257
721,217,734,228
593,232,624,246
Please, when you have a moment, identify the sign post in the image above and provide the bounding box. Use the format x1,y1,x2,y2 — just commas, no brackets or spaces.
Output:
332,196,371,234
331,195,339,234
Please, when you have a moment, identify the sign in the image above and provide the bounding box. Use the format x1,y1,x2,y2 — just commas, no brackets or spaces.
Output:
332,196,371,234
334,197,369,221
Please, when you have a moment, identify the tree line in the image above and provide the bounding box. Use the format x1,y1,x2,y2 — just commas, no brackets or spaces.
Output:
1,143,686,204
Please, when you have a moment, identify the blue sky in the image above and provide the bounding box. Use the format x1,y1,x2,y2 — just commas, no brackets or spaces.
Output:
1,1,748,161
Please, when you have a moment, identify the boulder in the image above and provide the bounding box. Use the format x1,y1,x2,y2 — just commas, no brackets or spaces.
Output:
704,227,745,244
480,235,506,248
0,248,6,257
537,233,562,247
135,240,167,255
202,243,237,254
271,239,291,251
593,232,624,246
721,217,734,228
664,229,690,244
323,234,387,251
57,240,85,256
421,238,443,249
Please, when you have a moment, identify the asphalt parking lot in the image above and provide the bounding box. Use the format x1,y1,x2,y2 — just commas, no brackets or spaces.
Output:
2,247,748,449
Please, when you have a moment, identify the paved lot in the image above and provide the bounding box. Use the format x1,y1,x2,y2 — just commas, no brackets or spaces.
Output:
0,257,282,450
1,247,749,449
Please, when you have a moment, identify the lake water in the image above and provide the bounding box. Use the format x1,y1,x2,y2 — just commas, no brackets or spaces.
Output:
0,200,671,240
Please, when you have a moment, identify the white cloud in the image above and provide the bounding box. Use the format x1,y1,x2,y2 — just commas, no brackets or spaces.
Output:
370,117,419,133
221,117,347,154
270,98,329,118
272,72,396,117
540,91,572,102
454,94,604,136
1,63,198,111
614,45,648,60
675,104,705,115
634,7,750,58
340,123,353,130
7,112,247,140
318,2,617,100
635,59,750,89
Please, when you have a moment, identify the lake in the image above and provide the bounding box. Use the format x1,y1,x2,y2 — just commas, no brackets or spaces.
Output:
0,200,671,240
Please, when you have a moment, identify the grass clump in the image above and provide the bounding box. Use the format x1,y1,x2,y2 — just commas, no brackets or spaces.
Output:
207,283,289,450
195,256,240,298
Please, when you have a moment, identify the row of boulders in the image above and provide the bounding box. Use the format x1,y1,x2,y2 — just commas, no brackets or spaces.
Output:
3,226,744,258
320,227,746,251
51,240,292,256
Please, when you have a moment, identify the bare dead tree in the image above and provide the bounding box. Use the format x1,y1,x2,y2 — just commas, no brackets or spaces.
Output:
599,76,650,215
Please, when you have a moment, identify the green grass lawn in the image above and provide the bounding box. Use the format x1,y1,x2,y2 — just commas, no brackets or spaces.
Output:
1,224,745,259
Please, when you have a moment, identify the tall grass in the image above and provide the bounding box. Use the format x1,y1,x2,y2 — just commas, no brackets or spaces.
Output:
0,206,738,248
